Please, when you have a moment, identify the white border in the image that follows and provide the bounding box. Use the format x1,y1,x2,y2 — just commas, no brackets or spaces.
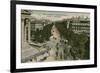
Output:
16,4,94,69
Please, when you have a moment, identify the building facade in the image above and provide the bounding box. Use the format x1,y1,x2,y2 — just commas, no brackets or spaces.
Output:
68,17,90,36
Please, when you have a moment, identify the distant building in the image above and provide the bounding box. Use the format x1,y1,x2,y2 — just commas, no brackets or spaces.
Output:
68,17,90,36
30,19,51,31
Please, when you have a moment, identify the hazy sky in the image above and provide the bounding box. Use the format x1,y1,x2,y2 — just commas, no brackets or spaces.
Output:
27,10,90,21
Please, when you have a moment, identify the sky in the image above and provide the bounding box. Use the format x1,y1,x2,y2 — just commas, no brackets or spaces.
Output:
23,10,90,21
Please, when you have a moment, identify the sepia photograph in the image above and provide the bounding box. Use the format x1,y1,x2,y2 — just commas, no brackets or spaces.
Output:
11,1,97,72
21,10,90,63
